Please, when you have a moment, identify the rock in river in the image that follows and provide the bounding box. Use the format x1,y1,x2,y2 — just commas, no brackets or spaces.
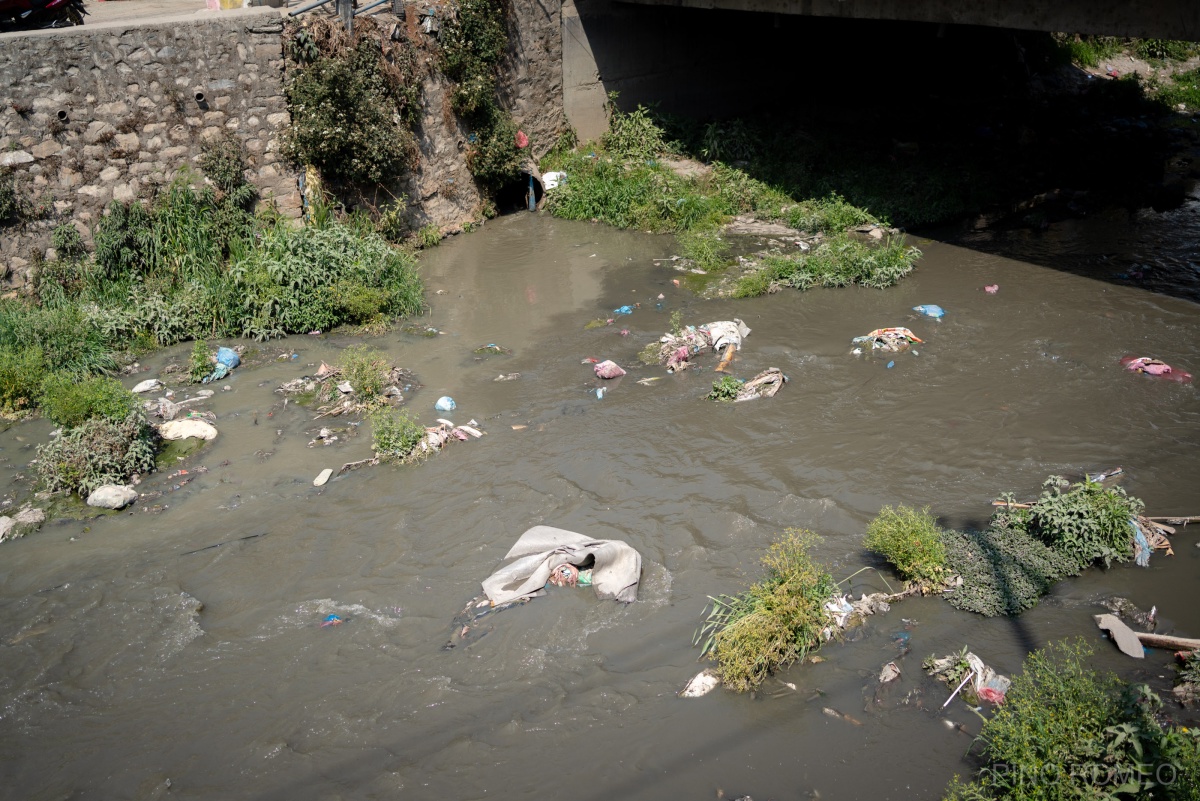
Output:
87,484,139,510
159,420,219,441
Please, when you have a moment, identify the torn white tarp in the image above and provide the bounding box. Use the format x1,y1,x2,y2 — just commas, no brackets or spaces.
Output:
481,525,642,604
704,319,751,351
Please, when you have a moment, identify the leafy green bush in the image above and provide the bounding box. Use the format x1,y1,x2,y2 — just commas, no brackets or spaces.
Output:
1155,67,1200,111
1018,477,1143,569
51,222,88,262
696,529,836,692
1136,39,1197,63
188,340,211,383
706,375,742,402
35,411,157,495
0,345,47,415
465,105,523,192
370,407,426,463
864,505,949,589
284,37,419,184
38,375,137,428
945,639,1200,801
678,229,729,272
1059,34,1122,68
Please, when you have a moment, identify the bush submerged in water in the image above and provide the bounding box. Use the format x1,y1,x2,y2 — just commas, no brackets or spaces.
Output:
696,529,836,692
863,505,949,590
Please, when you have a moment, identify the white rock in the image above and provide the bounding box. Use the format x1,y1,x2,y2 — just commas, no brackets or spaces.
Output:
679,668,721,698
87,484,139,509
313,468,333,487
0,516,14,539
131,378,164,393
14,506,45,525
158,419,219,440
337,381,353,394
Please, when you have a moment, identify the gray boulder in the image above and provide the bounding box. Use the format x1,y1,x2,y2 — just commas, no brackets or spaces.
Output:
87,484,139,510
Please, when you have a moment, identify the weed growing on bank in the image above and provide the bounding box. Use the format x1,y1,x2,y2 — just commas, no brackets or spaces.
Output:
944,639,1200,801
696,529,836,692
730,233,919,297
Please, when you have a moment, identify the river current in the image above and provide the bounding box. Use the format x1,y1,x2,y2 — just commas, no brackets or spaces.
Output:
1,202,1198,800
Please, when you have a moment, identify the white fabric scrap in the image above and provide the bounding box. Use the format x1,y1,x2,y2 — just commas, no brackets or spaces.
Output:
481,525,642,604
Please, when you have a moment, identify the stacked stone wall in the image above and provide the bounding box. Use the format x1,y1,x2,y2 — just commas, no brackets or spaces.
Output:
0,8,300,288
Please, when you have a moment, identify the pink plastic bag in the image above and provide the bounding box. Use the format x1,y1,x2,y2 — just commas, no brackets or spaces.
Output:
593,360,626,379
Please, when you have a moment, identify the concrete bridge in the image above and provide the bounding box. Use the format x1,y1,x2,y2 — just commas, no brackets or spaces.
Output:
563,0,1200,141
616,0,1200,42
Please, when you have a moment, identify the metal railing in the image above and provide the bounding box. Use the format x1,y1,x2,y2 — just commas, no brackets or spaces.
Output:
287,0,403,32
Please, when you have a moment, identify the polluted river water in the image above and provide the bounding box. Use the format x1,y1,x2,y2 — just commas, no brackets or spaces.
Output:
1,204,1199,800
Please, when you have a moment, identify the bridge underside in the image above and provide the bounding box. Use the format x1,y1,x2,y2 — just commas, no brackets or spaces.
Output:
616,0,1200,42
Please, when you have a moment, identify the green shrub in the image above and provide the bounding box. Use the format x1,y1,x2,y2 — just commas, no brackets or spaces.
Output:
1136,39,1197,63
370,407,426,462
0,345,47,414
0,168,16,224
864,505,949,589
1019,476,1143,569
945,639,1200,801
1155,67,1200,111
231,222,423,340
35,410,157,495
38,375,138,428
284,37,419,184
465,106,523,192
678,229,729,272
706,375,742,402
696,529,836,692
92,199,156,283
51,222,88,262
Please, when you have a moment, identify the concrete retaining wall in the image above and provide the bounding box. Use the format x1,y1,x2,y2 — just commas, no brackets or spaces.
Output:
0,7,300,288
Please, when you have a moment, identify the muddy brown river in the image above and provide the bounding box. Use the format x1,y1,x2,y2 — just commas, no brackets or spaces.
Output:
1,202,1199,801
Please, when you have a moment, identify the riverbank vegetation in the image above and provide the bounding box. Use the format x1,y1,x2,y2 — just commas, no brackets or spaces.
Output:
945,639,1200,801
695,529,836,692
541,103,920,298
0,135,424,423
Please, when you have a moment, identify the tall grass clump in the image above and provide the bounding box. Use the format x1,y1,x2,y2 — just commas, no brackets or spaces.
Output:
696,529,836,692
732,233,920,297
863,505,949,590
339,344,389,398
38,375,138,428
0,346,47,416
944,639,1200,801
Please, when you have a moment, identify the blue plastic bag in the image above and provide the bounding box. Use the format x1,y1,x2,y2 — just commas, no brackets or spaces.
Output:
435,396,456,412
613,305,634,315
202,347,241,384
913,304,945,319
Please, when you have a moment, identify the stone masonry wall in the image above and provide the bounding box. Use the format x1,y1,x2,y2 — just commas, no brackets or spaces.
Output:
0,7,300,289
